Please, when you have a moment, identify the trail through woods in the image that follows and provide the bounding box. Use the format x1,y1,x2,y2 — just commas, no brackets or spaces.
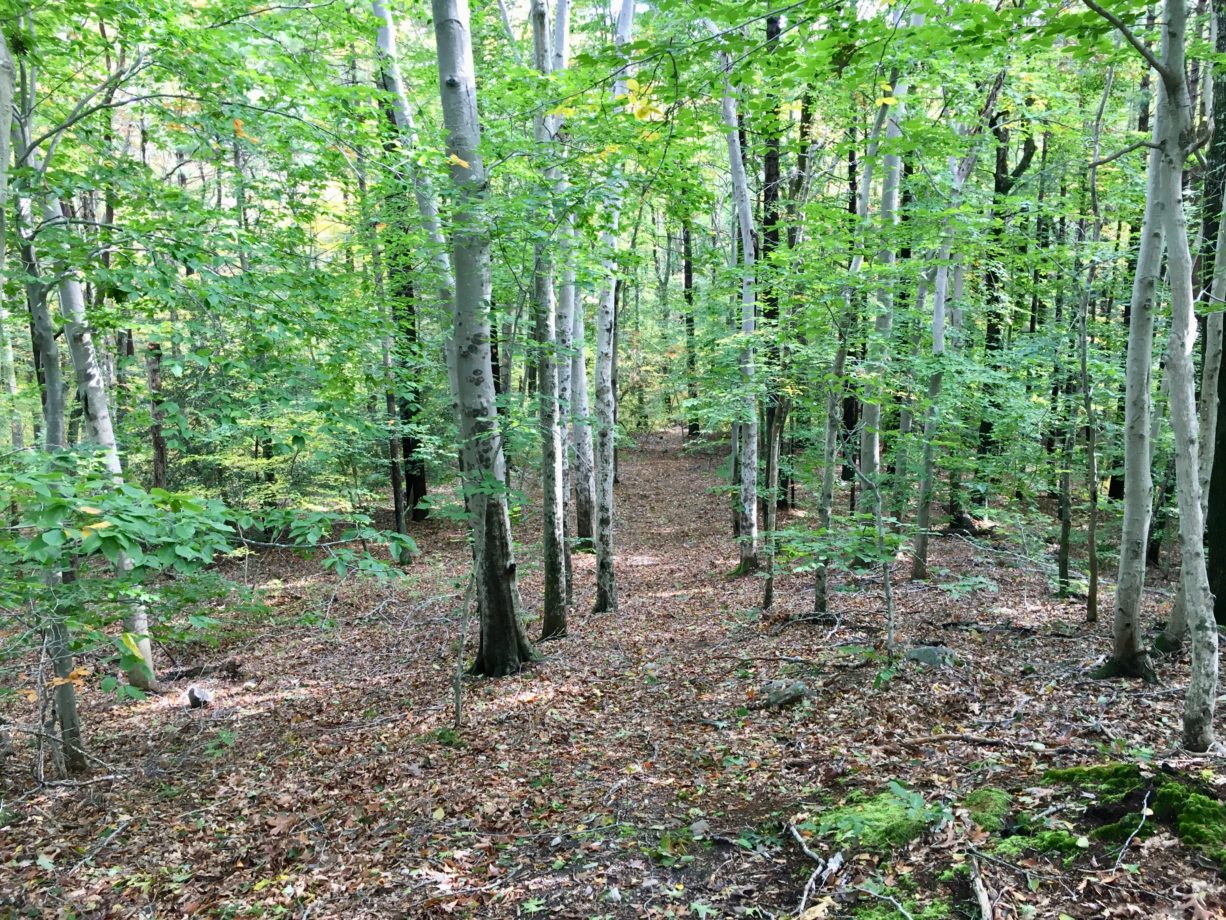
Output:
3,433,1225,917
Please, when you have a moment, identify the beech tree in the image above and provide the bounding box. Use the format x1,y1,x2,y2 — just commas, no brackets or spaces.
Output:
433,0,532,674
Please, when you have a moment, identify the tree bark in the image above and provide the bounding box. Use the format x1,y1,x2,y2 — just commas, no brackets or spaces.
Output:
711,21,758,575
146,342,168,491
532,0,567,637
432,0,532,675
591,0,635,612
683,219,699,437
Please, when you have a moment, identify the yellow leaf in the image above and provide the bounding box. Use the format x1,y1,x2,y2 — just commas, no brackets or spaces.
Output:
22,689,36,702
432,807,445,820
875,96,898,106
79,506,103,515
447,152,470,169
625,77,639,91
90,520,114,530
234,118,246,137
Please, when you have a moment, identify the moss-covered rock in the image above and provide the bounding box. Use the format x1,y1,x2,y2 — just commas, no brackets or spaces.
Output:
810,786,937,852
964,788,1012,832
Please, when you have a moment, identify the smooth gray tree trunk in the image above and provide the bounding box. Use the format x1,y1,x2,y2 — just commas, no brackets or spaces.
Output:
531,0,567,637
591,0,635,612
432,0,533,675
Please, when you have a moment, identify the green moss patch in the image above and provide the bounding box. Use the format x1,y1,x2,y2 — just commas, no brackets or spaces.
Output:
807,783,940,852
1044,761,1226,873
994,829,1085,861
855,897,950,920
964,788,1012,832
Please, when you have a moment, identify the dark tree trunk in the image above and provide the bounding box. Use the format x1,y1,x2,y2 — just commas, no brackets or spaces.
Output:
146,342,168,491
683,219,699,438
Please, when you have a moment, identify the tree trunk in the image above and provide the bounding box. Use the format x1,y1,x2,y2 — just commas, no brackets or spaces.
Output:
532,0,567,638
683,219,699,438
1140,0,1218,747
373,0,441,521
1094,39,1165,681
814,343,847,615
432,0,532,675
571,292,596,545
591,0,635,612
146,342,168,491
41,190,157,691
911,72,1005,579
710,21,758,574
860,79,906,481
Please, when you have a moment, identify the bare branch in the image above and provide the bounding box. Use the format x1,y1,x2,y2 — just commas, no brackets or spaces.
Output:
1081,0,1174,85
1089,139,1160,167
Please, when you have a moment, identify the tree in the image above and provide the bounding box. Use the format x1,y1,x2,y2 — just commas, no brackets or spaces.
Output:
432,0,533,675
591,0,635,613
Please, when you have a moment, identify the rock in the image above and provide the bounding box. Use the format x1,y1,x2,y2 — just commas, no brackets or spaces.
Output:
905,645,957,668
751,679,811,710
186,686,213,709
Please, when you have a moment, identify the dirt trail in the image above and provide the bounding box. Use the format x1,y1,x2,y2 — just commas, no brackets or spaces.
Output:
3,433,1223,918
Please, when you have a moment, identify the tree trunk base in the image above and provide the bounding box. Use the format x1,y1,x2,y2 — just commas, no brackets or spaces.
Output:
1090,653,1157,683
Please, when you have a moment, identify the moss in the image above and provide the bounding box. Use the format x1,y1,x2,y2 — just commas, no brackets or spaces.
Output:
964,788,1012,832
855,896,950,920
1043,763,1226,873
994,830,1084,860
1153,782,1226,850
811,789,935,852
1043,762,1145,798
1090,812,1153,844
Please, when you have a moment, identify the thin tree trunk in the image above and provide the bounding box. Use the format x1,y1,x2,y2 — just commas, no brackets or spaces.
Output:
1134,0,1218,746
146,342,168,491
683,219,699,437
532,0,567,637
814,343,847,615
911,72,1006,579
710,20,758,574
591,0,635,612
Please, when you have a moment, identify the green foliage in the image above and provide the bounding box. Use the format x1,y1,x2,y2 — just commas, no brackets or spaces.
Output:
802,783,944,852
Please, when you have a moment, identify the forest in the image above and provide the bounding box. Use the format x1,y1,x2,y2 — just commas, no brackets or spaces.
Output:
2,0,1226,915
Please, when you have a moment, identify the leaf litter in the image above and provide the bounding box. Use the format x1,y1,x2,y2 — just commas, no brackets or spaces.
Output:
1,431,1224,918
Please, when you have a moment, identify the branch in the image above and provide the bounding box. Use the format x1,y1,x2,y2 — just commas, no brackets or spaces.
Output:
1081,0,1174,85
969,857,994,920
1009,131,1038,184
1112,789,1151,869
1089,139,1159,167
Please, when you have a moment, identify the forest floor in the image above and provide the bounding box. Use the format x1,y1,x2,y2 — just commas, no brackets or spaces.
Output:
3,431,1226,919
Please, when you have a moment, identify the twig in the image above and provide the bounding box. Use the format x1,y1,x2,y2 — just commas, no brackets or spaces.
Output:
854,885,916,920
902,733,1013,747
970,856,994,919
788,822,825,917
1112,789,1151,869
68,817,134,875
